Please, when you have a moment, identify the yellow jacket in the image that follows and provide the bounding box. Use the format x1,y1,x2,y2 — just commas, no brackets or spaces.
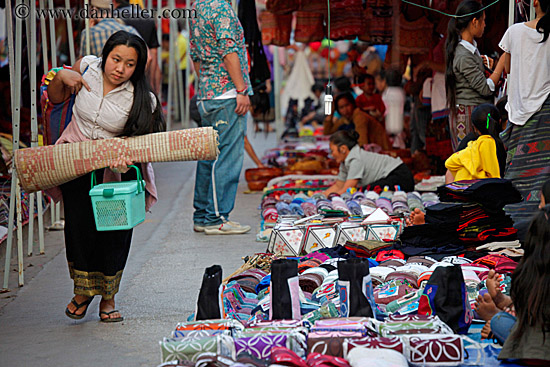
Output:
445,135,501,181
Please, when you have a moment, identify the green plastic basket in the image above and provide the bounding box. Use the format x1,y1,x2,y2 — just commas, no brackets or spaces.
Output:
89,165,146,231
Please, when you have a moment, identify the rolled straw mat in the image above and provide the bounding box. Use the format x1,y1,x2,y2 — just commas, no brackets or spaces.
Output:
15,127,219,193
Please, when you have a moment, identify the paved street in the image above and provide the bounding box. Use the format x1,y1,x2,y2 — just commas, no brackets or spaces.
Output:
0,125,276,367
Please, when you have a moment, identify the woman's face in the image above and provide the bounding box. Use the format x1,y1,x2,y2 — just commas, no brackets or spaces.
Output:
104,45,138,87
337,98,355,120
330,142,349,164
540,193,546,210
471,12,486,38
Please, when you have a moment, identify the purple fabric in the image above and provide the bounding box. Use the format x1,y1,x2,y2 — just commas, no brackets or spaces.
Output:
234,334,288,360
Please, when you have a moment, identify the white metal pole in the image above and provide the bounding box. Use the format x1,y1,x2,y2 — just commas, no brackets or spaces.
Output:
184,17,190,129
167,0,176,131
85,0,91,55
38,0,48,254
274,47,283,142
26,0,39,257
48,0,57,68
15,180,24,286
65,0,76,64
39,0,49,73
37,192,45,254
14,0,25,286
530,1,535,20
508,0,515,27
3,0,23,290
157,0,162,102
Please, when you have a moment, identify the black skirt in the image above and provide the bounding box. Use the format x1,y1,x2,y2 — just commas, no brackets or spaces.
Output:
60,168,138,300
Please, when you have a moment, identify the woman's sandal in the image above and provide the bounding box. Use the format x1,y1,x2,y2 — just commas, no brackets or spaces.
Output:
99,310,124,323
65,296,94,320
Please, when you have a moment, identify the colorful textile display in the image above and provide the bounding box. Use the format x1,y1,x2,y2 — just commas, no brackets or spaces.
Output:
15,128,219,192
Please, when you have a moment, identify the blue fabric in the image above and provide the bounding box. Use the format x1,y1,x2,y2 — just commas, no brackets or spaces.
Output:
255,274,271,293
289,203,304,216
193,98,246,226
490,312,517,345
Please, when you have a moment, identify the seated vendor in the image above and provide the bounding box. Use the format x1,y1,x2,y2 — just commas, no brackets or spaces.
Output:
323,130,414,196
323,92,391,150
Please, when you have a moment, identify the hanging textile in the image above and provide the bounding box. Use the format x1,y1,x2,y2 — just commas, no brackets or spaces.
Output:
260,11,292,47
265,0,299,14
329,6,366,41
360,0,393,44
294,12,325,43
398,15,433,55
238,0,271,87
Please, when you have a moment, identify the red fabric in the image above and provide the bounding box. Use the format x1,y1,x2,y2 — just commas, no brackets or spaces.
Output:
306,353,350,367
271,346,309,367
356,93,386,116
376,249,405,262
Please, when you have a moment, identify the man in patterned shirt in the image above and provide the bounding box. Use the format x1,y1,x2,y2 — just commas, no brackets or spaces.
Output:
190,0,252,235
79,0,140,57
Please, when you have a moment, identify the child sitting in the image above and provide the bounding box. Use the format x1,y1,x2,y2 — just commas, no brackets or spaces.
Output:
355,74,385,121
445,103,506,183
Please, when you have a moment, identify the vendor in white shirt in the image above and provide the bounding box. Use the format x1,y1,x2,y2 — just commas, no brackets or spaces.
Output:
323,130,415,196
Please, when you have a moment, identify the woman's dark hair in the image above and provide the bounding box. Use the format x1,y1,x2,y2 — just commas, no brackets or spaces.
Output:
101,31,165,137
330,130,360,150
471,103,507,176
496,95,508,127
537,0,550,42
445,0,484,116
510,205,550,345
542,179,550,203
334,76,352,93
334,92,356,114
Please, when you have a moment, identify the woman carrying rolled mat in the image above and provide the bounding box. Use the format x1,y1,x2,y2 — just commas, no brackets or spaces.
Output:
46,31,165,322
323,130,414,196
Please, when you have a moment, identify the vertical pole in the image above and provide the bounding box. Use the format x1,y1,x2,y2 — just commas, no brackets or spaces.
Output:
27,0,40,256
175,32,185,126
3,0,23,290
65,0,76,64
15,181,24,286
39,0,49,74
184,17,190,129
15,0,24,286
37,192,45,254
530,1,535,20
84,0,91,55
273,47,283,142
157,0,162,102
48,0,57,68
508,0,515,27
167,0,176,131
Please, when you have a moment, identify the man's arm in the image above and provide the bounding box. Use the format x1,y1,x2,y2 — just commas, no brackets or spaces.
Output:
147,47,161,94
224,52,250,115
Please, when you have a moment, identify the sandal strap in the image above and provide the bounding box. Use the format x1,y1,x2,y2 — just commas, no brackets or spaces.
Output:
71,296,93,309
99,310,120,316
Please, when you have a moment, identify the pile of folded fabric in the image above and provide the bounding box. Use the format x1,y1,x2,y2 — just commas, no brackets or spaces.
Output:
260,190,440,223
399,179,522,256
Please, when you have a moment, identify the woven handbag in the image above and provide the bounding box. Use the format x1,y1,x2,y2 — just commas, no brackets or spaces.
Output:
40,65,89,145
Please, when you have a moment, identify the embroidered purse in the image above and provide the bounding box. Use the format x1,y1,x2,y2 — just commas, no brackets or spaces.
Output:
40,65,89,145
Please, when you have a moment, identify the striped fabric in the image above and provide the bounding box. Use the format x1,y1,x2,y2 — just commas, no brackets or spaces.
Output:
449,104,476,152
80,19,140,57
502,95,550,222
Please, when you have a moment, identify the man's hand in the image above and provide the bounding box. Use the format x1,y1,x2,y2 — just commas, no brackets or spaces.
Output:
235,94,250,116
